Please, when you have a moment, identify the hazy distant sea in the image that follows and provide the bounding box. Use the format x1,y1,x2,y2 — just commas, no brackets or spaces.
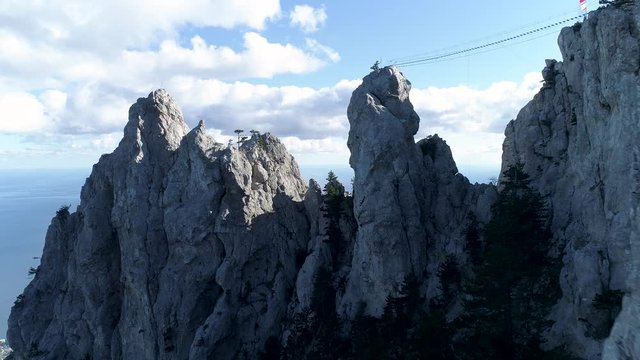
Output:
0,164,495,340
0,169,88,339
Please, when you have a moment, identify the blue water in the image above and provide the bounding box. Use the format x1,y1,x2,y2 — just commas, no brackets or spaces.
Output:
0,169,88,339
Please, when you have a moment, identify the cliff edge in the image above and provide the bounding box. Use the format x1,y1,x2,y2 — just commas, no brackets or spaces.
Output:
501,3,640,359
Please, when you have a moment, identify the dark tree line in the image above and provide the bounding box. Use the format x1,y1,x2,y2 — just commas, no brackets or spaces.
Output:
457,163,566,359
262,166,573,359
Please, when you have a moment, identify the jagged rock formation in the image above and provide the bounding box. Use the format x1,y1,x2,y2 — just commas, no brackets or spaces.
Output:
341,67,429,317
340,67,495,317
8,90,311,359
7,74,493,358
8,4,640,358
500,4,640,359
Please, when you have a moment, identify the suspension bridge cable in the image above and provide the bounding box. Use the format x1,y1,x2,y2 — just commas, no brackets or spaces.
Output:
390,15,584,67
397,29,561,67
388,8,579,64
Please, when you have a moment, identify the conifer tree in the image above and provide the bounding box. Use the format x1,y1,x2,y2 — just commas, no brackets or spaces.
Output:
323,171,345,268
461,163,560,360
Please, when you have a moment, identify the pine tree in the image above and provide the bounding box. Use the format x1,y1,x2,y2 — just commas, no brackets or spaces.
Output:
323,171,345,269
283,268,343,360
461,163,559,360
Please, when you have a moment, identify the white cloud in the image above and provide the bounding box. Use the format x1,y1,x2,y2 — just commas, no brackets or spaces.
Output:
412,72,541,135
290,5,327,33
40,90,68,115
0,0,339,94
0,0,281,54
281,136,347,153
0,92,49,133
165,77,359,140
0,32,334,92
0,0,344,146
1,48,540,171
281,136,350,166
162,73,538,169
90,133,121,152
103,33,330,87
411,72,542,167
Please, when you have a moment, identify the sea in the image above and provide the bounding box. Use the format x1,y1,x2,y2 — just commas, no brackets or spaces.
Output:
0,168,88,339
0,164,495,341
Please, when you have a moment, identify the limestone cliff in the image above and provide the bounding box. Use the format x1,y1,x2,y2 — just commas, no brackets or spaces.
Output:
7,4,640,359
7,78,491,358
340,67,495,317
500,3,640,359
8,90,310,359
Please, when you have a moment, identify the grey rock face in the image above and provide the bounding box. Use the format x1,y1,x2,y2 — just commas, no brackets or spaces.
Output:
501,6,640,359
341,67,429,317
8,90,309,360
8,69,496,358
417,135,496,302
340,67,495,317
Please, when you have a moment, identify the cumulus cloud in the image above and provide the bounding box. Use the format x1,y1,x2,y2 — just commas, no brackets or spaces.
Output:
0,0,281,53
411,72,541,135
0,92,49,133
0,0,338,94
411,72,542,167
0,32,335,93
290,5,327,33
0,0,339,168
95,33,332,90
0,68,542,170
166,77,359,139
281,136,350,166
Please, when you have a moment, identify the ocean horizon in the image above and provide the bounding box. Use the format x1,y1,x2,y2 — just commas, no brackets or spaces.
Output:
0,168,87,339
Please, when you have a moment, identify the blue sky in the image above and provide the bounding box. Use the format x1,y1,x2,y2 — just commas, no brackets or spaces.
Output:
0,0,593,177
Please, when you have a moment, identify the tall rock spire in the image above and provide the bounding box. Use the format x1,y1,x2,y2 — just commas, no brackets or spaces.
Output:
340,66,429,317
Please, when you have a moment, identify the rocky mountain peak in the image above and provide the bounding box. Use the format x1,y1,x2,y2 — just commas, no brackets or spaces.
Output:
349,66,419,141
417,134,458,176
341,65,493,318
120,89,189,165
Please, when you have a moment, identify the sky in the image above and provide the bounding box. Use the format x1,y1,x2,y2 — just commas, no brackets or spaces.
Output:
0,0,595,179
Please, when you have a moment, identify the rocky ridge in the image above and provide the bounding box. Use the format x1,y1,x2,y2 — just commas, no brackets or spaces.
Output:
6,4,640,359
7,74,491,358
500,3,640,359
8,90,311,359
340,67,495,318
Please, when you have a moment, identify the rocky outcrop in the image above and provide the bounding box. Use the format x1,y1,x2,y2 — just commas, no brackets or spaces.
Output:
8,90,310,359
8,70,495,358
13,5,640,356
340,67,429,317
340,67,495,317
500,4,640,359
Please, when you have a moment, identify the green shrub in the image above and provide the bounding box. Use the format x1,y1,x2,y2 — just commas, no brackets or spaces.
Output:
28,266,38,277
56,205,71,219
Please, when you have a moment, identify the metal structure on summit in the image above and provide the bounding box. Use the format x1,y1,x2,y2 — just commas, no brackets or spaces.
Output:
580,0,589,17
